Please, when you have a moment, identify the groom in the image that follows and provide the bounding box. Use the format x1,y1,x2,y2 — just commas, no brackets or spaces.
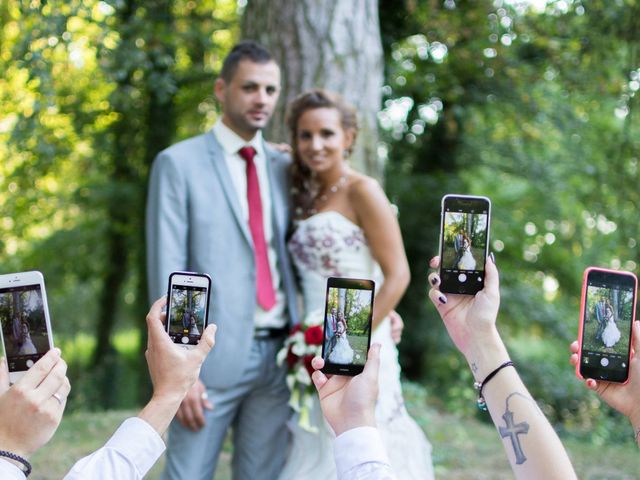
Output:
325,306,338,358
594,297,607,341
146,41,299,480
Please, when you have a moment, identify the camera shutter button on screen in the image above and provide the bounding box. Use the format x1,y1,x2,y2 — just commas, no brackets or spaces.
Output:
458,273,467,282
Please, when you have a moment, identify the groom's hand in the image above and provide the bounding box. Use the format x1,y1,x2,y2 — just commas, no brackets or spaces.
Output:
176,379,213,431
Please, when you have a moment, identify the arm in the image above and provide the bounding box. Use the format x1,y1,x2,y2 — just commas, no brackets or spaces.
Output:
427,256,577,480
350,177,410,330
311,345,398,480
569,321,640,447
65,297,217,480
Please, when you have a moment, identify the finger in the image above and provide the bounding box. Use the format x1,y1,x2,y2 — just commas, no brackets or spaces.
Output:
361,343,381,382
428,287,448,308
483,251,500,294
632,321,640,353
569,353,579,367
311,370,328,391
146,297,169,349
20,348,62,390
190,401,206,430
428,272,440,288
34,358,68,402
311,356,325,370
586,378,598,390
195,324,217,360
569,341,579,354
429,256,440,269
50,376,71,409
0,357,9,394
179,402,197,431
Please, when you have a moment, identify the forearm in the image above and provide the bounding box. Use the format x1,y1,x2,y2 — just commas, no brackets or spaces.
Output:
372,269,409,330
137,394,184,436
469,336,576,480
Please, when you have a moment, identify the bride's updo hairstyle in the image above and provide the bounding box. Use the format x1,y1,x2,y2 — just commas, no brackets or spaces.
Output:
286,89,359,222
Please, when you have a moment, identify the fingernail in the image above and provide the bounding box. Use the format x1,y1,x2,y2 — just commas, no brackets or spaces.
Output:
489,252,496,265
439,295,447,304
430,276,438,286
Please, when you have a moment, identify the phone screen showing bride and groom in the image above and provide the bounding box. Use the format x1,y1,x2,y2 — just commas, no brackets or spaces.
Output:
321,277,375,376
580,272,636,383
440,195,490,295
167,284,208,346
0,284,51,372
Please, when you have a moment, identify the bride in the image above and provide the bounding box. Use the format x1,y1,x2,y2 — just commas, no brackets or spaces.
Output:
457,235,476,270
327,316,354,364
280,89,434,479
601,304,621,348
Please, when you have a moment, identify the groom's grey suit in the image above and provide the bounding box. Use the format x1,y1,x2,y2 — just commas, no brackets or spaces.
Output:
146,130,299,479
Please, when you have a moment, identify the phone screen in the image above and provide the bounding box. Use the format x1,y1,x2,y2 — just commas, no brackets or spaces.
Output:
0,284,51,372
579,269,636,383
321,277,374,376
167,281,209,346
439,195,490,295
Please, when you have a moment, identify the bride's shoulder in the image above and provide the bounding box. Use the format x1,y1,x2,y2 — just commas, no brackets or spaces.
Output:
347,174,389,211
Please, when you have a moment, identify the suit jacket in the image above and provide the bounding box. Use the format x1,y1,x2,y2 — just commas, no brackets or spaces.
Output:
146,130,299,388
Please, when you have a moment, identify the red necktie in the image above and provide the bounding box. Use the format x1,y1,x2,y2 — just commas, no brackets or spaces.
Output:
238,146,276,311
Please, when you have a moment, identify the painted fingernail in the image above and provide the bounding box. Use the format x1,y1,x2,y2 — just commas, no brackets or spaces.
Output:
489,251,496,265
430,276,438,286
439,295,447,304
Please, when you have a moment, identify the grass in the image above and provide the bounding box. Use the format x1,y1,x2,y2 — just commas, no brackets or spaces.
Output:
29,382,639,480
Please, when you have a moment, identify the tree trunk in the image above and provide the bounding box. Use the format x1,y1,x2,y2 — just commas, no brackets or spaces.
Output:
241,0,384,179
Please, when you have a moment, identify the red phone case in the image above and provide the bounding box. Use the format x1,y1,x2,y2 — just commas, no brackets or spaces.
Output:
576,266,637,384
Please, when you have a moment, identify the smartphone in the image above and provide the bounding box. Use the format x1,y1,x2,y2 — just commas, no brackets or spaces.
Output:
438,194,491,295
321,277,375,376
0,271,54,384
576,267,637,384
166,272,212,348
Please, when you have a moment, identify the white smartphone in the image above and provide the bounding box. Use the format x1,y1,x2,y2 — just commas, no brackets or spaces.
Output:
166,272,211,349
0,271,54,384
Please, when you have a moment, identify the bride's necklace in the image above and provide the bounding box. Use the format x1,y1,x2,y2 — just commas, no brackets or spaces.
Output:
308,172,350,215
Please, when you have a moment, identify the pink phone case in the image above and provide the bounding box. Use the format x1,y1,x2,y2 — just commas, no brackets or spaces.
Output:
576,266,637,384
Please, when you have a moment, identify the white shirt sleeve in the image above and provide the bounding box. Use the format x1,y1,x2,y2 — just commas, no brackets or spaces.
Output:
334,427,397,480
0,459,26,480
64,417,165,480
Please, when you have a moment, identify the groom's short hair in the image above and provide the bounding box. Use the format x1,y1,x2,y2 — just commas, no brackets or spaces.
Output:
220,41,275,83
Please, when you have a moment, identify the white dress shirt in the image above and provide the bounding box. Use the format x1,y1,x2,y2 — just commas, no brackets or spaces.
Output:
334,427,397,480
212,120,286,328
0,417,165,480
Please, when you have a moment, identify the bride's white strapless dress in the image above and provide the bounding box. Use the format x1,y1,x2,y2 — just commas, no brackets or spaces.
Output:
279,211,434,480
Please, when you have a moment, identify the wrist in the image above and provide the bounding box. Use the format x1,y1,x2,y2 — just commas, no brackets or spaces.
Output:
0,440,29,460
334,412,376,437
630,413,640,446
464,330,510,381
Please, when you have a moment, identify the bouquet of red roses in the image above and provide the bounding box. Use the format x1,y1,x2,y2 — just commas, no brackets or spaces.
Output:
276,313,324,432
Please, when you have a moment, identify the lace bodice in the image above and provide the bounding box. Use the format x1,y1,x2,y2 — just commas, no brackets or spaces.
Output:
287,211,383,315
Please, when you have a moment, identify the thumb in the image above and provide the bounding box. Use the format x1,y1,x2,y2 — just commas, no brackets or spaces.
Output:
0,357,9,394
362,343,381,383
483,252,500,295
195,324,217,360
632,321,640,354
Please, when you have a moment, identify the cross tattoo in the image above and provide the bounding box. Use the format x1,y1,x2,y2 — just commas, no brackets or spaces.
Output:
498,409,530,465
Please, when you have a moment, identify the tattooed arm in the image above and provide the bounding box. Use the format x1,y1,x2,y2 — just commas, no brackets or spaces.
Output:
428,255,577,480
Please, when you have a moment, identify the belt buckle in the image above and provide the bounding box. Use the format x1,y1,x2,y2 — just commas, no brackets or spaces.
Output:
254,328,271,339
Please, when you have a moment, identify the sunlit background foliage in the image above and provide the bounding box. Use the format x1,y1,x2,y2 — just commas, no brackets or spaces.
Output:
1,0,639,447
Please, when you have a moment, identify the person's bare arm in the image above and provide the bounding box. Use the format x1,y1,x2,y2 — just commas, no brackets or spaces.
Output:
350,177,410,330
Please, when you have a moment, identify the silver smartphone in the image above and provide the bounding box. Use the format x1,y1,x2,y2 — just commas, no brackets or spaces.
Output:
0,271,54,383
166,272,211,349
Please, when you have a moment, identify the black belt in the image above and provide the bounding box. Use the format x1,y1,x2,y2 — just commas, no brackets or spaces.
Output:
254,327,289,339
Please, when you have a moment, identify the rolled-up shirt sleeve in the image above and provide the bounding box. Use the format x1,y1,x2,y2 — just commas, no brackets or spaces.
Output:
0,459,26,479
334,427,397,480
64,417,165,480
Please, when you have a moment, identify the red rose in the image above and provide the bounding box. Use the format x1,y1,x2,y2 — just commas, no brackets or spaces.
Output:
290,324,302,335
286,345,299,369
304,325,323,346
303,354,315,377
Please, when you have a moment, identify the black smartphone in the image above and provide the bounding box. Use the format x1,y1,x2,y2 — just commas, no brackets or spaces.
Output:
438,194,491,295
576,267,637,384
321,277,375,376
166,271,212,348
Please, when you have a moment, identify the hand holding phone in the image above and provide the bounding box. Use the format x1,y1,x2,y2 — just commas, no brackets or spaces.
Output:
0,271,54,384
166,272,211,349
321,277,374,376
438,194,491,295
576,267,637,384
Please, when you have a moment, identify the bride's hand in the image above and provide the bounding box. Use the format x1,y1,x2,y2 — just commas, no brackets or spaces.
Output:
427,255,505,376
310,344,380,436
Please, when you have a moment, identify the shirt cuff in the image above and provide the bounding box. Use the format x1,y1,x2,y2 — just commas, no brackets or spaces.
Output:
334,427,390,476
107,417,166,474
0,458,27,479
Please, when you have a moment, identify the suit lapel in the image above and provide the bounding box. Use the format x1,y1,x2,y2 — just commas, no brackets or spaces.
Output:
205,131,253,246
264,144,289,239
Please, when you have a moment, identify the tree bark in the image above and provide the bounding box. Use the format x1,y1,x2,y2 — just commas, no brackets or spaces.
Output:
242,0,384,179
